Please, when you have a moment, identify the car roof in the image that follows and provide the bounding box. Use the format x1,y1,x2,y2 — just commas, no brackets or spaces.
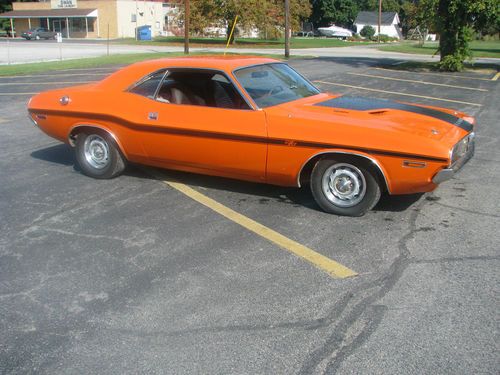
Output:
98,56,281,91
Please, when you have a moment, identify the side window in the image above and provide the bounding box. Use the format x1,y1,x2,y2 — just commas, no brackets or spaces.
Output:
210,74,250,110
155,70,250,110
128,70,166,99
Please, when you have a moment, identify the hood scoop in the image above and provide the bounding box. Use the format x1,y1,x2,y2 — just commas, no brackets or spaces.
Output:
368,110,389,115
316,95,473,132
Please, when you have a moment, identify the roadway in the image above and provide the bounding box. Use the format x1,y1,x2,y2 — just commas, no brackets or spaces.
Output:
0,57,499,374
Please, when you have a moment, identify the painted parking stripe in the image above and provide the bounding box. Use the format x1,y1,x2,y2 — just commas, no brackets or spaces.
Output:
374,67,494,82
0,92,38,95
347,72,488,92
0,81,97,86
0,73,109,80
314,80,482,107
47,67,119,72
492,72,500,81
149,169,357,279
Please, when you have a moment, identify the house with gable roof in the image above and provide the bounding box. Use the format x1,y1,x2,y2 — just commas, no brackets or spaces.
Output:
354,11,402,39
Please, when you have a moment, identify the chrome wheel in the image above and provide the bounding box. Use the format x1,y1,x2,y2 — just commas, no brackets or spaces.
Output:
321,163,366,208
83,134,110,169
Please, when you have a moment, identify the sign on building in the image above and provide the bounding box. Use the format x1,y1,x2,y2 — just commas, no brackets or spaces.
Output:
51,0,77,9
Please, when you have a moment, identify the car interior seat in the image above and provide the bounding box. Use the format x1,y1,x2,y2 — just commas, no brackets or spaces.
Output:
157,81,205,106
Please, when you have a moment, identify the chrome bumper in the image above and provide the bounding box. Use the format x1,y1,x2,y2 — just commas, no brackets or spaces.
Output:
433,134,475,184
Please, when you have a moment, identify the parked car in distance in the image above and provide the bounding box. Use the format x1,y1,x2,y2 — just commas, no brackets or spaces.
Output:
21,28,56,40
27,57,475,216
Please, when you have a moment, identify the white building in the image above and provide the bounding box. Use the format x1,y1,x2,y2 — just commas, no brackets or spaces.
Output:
354,11,402,39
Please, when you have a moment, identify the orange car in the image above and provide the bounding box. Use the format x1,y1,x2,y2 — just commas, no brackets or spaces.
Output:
27,56,475,216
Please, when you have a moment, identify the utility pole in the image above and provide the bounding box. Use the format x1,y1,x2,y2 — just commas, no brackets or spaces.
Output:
184,0,190,54
135,0,138,41
284,0,290,58
378,0,382,43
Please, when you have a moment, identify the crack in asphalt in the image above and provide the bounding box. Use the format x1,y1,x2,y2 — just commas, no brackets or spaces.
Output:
433,202,500,218
411,255,500,264
298,201,426,374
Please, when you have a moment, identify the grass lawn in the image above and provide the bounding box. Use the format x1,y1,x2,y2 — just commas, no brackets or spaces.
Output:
0,51,290,77
113,36,372,49
378,40,500,58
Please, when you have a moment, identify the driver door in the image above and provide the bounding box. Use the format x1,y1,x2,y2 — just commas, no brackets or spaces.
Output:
129,69,268,182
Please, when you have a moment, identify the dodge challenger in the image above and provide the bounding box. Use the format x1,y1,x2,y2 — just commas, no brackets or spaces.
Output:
27,57,475,216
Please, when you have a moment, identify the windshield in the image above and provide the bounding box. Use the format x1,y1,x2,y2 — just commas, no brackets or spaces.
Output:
234,63,320,108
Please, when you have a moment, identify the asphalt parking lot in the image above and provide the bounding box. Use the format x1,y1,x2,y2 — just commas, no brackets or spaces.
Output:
0,57,499,374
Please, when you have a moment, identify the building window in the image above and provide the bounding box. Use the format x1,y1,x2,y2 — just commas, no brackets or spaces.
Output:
70,18,94,32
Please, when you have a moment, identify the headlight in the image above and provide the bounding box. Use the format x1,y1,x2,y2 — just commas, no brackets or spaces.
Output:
451,133,474,164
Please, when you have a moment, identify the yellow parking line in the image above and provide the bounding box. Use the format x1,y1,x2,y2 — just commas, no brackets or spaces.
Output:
374,67,493,82
347,72,488,92
314,80,482,107
0,81,97,86
150,170,357,279
54,67,118,72
492,72,500,81
0,92,38,95
0,73,109,79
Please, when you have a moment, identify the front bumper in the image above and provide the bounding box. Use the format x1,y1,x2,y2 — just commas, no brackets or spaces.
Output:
432,133,475,184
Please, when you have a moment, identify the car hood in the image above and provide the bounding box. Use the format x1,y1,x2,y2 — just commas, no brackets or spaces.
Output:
313,95,472,136
266,93,473,161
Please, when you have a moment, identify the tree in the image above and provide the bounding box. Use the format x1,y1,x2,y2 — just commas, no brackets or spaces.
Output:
420,0,500,71
401,0,437,44
358,0,400,12
0,0,12,31
310,0,358,28
178,0,311,42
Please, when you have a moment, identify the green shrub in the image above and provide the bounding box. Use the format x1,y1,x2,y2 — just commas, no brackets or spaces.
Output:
348,33,363,41
376,34,398,43
438,55,464,72
360,25,375,39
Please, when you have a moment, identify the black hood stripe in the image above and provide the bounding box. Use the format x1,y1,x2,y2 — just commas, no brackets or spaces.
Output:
315,96,473,132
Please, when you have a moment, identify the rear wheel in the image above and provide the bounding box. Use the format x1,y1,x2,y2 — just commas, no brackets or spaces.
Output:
75,132,126,179
310,158,381,216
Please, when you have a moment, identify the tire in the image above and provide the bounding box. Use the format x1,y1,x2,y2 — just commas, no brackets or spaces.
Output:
310,157,381,216
75,132,126,179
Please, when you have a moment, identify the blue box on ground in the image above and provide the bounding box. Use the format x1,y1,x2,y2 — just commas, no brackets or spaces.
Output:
137,25,151,41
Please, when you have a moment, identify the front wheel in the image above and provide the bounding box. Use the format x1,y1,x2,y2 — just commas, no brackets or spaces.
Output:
310,158,381,216
75,132,126,179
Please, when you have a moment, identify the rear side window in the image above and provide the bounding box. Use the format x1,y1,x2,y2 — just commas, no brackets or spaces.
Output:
129,70,166,99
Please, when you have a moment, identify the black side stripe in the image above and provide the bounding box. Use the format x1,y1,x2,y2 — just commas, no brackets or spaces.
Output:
29,108,449,163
